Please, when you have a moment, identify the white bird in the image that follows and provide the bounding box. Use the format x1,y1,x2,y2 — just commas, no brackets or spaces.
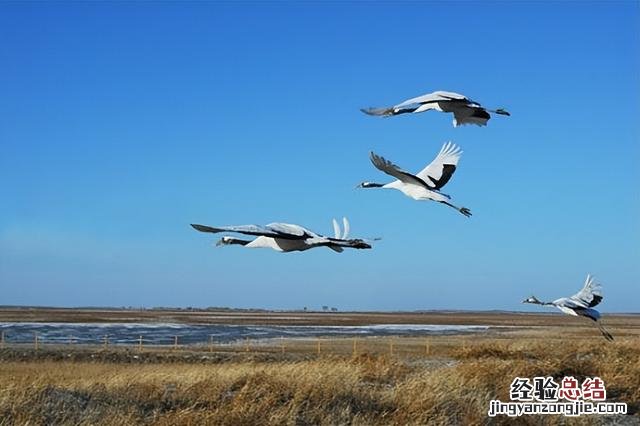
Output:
357,142,472,217
361,90,510,127
522,274,614,341
190,217,372,253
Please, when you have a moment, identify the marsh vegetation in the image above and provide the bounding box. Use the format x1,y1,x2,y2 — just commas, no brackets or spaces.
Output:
1,328,638,425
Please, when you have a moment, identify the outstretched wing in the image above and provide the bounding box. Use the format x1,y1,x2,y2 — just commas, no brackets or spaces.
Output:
190,223,310,240
330,217,350,240
191,223,276,236
416,142,462,190
395,91,468,108
342,217,350,240
332,218,341,239
569,274,603,308
361,91,469,117
369,152,431,188
266,223,316,239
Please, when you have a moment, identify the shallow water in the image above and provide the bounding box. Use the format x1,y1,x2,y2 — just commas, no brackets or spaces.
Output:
0,322,490,345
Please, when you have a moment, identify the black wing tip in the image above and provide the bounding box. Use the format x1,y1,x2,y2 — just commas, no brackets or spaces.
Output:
191,224,214,233
471,108,491,120
590,294,603,308
430,164,457,190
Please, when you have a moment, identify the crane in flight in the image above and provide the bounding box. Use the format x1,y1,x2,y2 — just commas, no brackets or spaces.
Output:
191,217,372,253
361,90,510,127
522,274,614,341
357,142,472,217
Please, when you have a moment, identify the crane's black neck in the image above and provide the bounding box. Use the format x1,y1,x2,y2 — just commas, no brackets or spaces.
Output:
218,237,250,246
526,296,553,306
360,182,384,188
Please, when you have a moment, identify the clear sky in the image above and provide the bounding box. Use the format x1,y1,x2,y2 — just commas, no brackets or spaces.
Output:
1,1,638,312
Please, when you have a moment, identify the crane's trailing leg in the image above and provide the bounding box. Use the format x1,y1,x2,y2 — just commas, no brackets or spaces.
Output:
360,107,395,117
440,201,472,218
596,321,614,342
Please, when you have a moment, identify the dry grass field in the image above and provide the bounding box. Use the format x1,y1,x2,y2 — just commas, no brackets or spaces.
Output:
1,309,639,425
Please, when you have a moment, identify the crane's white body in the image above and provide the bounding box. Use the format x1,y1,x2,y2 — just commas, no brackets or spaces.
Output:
243,234,338,252
382,180,450,202
244,236,308,251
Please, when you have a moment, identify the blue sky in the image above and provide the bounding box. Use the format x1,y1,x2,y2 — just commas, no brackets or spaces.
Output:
1,2,638,312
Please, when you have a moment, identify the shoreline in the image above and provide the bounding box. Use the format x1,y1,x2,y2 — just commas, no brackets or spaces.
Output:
0,307,638,328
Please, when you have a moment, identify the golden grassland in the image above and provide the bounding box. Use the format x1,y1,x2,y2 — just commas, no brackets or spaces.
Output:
1,330,639,425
